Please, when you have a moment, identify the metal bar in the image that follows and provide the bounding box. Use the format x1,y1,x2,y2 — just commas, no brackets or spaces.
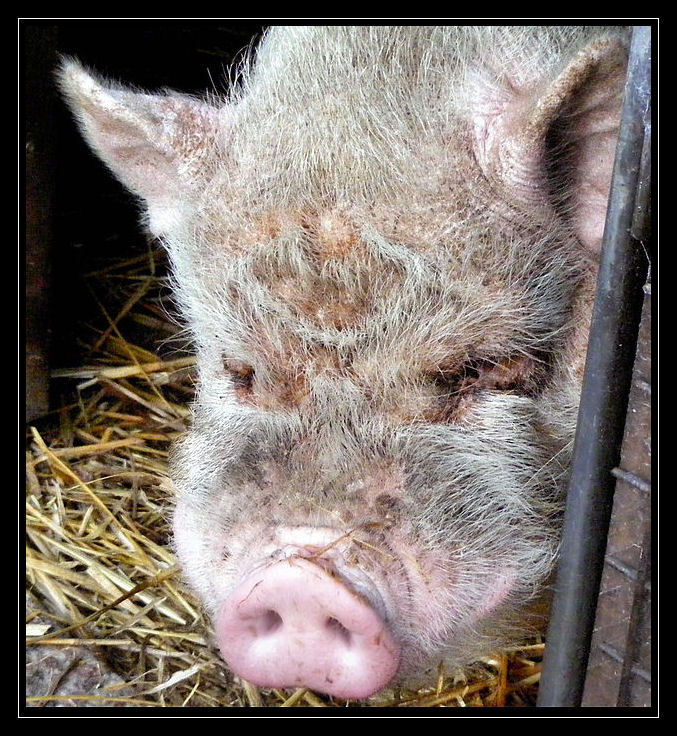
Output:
610,467,651,494
536,25,652,708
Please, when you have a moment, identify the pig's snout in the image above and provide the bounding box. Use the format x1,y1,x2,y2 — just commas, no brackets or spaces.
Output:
215,556,401,699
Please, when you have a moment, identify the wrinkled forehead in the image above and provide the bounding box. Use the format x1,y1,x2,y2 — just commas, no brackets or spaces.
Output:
186,202,554,364
229,209,402,336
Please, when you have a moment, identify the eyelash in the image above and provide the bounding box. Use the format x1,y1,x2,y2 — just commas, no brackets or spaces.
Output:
220,353,538,415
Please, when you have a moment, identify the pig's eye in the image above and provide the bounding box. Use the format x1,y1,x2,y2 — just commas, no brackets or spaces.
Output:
429,355,535,399
222,357,255,395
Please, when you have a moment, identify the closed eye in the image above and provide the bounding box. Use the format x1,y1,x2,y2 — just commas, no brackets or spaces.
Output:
426,354,539,409
222,357,255,396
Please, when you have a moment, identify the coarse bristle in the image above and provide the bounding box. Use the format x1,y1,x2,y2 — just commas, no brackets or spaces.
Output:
25,242,543,708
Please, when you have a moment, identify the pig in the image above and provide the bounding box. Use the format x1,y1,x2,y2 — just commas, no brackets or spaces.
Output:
58,25,630,700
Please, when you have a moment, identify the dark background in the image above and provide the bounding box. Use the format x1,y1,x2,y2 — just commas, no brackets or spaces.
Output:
24,21,268,417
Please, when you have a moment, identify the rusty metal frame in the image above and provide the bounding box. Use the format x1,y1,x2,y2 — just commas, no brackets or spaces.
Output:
537,24,653,708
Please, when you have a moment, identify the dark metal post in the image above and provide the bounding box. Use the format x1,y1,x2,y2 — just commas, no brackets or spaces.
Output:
536,25,652,707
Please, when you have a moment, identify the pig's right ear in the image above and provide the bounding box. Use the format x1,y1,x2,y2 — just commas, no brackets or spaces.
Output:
58,58,226,236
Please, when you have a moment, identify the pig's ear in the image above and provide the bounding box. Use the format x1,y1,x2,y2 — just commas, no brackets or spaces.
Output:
471,36,628,253
58,58,226,235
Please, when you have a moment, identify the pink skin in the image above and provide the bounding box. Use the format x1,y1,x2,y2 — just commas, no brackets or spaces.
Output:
215,556,401,699
174,515,517,699
176,488,518,701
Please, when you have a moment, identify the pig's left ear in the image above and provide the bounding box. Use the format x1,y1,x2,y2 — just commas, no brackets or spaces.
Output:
58,58,226,235
471,36,629,254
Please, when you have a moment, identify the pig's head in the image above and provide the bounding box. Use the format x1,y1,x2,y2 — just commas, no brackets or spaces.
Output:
59,27,629,699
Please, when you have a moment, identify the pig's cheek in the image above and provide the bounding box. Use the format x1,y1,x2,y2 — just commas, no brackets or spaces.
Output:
472,569,516,619
391,547,517,647
172,502,219,597
172,505,196,576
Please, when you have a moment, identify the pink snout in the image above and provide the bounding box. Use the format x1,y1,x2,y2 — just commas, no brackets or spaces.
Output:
215,557,401,699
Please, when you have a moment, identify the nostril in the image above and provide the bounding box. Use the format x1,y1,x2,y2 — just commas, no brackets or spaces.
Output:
218,558,401,698
326,616,352,645
261,609,283,634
